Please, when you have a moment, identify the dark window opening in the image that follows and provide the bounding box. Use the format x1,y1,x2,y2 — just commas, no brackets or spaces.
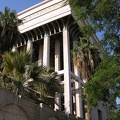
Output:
98,109,102,120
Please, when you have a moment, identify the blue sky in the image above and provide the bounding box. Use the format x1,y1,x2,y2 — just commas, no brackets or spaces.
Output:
0,0,43,13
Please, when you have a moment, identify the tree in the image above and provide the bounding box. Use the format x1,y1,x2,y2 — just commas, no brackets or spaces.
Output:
0,50,61,106
0,7,22,64
71,37,101,120
84,55,120,107
0,50,32,95
72,37,101,82
108,111,120,120
66,0,120,55
66,0,120,119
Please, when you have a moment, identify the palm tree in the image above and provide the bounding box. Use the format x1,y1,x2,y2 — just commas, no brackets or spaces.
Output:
0,50,33,95
71,37,101,120
0,50,61,106
32,67,61,106
72,37,101,82
0,7,22,64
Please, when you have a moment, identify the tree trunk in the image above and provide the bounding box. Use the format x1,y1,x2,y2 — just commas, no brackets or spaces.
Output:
85,94,91,120
85,107,91,120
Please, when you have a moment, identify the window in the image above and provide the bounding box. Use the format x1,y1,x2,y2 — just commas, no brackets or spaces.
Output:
98,109,102,120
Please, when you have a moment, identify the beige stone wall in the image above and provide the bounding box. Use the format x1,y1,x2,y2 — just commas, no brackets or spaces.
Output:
0,88,83,120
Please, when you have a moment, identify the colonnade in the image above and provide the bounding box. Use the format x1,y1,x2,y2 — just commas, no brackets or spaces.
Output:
22,26,84,118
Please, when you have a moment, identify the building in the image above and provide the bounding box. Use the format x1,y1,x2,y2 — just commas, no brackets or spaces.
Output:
16,0,107,119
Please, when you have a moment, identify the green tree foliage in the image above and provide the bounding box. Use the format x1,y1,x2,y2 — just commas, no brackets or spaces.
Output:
84,56,120,107
0,7,22,63
66,0,120,54
108,111,120,120
66,0,120,119
0,50,61,106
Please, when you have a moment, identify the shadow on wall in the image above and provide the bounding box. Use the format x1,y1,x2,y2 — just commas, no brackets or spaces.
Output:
0,88,83,120
0,104,28,120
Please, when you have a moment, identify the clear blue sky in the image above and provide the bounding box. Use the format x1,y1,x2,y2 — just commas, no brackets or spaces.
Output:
0,0,43,13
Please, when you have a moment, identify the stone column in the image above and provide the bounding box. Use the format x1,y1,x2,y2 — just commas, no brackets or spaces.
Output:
27,40,33,52
54,39,61,110
74,61,83,118
38,45,43,65
43,35,50,67
55,40,60,72
12,46,17,52
55,92,61,110
63,27,72,114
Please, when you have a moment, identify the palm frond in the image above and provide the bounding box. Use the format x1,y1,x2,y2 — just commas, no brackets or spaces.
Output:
72,37,101,81
1,50,61,106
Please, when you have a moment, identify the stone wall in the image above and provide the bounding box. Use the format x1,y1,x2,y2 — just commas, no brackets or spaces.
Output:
0,88,83,120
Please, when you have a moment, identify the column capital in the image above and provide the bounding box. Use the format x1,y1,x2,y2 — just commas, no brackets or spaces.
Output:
44,31,49,37
63,26,68,31
12,46,17,52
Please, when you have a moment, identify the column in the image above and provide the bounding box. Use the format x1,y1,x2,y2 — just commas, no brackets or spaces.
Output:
55,92,61,110
27,40,33,52
38,44,43,66
74,61,83,118
12,46,17,52
43,35,50,67
63,27,72,114
55,39,61,110
55,40,60,72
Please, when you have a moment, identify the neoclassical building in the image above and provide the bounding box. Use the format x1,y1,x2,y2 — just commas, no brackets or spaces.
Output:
17,0,108,120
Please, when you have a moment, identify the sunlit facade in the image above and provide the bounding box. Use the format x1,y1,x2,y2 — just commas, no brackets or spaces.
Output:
17,0,107,119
